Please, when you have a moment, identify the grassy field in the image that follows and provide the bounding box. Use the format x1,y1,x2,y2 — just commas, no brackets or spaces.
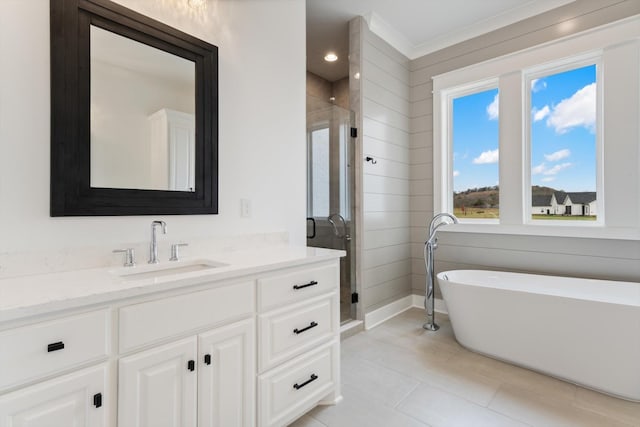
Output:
453,208,597,221
532,215,597,221
454,207,499,219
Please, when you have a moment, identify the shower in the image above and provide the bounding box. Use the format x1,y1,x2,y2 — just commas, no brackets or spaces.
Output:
423,213,458,330
306,95,357,323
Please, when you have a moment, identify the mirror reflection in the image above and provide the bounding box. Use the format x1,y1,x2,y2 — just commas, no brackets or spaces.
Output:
90,25,196,192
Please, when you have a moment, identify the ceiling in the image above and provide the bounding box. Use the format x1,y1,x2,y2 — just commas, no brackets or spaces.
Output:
306,0,575,82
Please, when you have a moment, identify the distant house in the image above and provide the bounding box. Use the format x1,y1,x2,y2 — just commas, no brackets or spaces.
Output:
532,195,552,215
533,191,596,216
551,191,567,215
564,192,597,216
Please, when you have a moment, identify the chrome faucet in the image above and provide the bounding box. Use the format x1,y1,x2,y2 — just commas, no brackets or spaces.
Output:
148,220,167,264
328,213,351,241
424,213,458,331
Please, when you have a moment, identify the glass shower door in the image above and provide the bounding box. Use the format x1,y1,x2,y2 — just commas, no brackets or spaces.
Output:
306,97,356,323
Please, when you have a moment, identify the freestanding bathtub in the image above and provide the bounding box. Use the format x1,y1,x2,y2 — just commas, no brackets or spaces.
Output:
437,269,640,401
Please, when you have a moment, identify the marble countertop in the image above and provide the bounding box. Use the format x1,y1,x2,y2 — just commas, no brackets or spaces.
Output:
0,246,345,323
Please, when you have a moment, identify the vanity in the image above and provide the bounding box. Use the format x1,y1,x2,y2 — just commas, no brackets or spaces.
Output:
0,247,343,427
2,1,341,424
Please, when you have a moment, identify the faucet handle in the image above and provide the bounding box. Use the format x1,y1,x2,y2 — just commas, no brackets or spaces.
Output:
169,243,189,261
113,248,136,267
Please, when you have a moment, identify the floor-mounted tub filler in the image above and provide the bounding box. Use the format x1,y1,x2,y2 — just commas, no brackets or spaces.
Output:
438,269,640,401
423,213,458,331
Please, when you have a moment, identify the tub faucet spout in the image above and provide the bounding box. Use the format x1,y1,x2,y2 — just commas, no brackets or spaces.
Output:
424,213,458,331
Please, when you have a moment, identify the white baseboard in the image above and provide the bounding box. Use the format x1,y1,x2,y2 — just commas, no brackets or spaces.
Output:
411,295,448,314
364,295,449,330
364,295,413,330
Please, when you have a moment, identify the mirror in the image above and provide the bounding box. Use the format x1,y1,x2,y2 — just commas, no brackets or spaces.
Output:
90,26,196,192
50,0,218,216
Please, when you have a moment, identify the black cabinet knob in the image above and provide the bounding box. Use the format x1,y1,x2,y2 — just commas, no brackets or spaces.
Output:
204,354,211,365
47,341,65,352
93,393,102,408
187,360,195,371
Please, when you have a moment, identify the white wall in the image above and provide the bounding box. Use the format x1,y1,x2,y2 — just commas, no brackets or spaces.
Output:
353,18,413,313
0,1,306,267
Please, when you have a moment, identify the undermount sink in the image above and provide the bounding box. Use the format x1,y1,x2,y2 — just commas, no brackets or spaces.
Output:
113,259,228,281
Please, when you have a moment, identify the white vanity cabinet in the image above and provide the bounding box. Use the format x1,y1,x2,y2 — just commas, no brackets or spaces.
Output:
198,319,254,427
257,263,341,427
118,337,198,427
0,310,111,427
0,253,342,427
0,364,109,427
117,281,255,427
118,319,254,427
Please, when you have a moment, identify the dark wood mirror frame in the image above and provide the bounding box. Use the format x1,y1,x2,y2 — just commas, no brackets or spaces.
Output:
50,0,218,216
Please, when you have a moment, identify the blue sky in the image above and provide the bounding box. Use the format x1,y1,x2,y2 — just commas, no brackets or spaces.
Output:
452,65,597,193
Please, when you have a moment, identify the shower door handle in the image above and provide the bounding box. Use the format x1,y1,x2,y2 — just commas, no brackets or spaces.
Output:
306,217,316,239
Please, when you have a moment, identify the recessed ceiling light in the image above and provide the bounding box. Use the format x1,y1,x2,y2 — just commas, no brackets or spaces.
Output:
324,52,338,62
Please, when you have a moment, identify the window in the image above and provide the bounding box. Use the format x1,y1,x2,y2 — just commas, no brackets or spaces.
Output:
528,64,598,221
452,88,499,220
433,17,640,237
308,127,330,217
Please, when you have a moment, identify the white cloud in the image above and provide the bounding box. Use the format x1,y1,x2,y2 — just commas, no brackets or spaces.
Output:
541,177,555,182
533,105,550,122
544,149,570,162
546,83,596,134
472,149,499,164
532,163,546,175
531,79,547,92
487,93,499,120
453,170,460,177
533,160,572,176
543,162,572,175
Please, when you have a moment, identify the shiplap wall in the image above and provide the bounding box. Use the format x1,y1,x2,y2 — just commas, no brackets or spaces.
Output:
409,0,640,295
356,18,413,313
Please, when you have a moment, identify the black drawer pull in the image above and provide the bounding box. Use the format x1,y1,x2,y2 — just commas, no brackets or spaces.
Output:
187,360,195,371
47,341,65,352
293,280,318,290
93,393,102,408
293,374,318,390
204,354,211,365
293,321,318,335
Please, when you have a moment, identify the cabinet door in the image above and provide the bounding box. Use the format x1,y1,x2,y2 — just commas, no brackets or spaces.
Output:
198,319,255,427
118,337,197,427
0,364,107,427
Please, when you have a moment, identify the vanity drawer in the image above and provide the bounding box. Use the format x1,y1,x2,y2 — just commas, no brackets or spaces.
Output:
258,341,338,427
258,295,338,372
257,263,338,311
119,281,254,353
0,309,110,390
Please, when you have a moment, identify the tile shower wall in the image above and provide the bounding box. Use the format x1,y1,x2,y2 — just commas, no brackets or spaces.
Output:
409,0,640,295
352,18,413,313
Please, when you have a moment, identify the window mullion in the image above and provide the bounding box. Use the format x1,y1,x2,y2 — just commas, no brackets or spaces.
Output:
498,71,524,225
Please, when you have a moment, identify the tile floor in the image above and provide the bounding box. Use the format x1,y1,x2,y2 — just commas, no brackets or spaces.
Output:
290,308,640,427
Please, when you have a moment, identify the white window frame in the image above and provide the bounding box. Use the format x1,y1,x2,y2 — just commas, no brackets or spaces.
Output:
523,53,604,226
441,79,499,224
432,16,640,239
